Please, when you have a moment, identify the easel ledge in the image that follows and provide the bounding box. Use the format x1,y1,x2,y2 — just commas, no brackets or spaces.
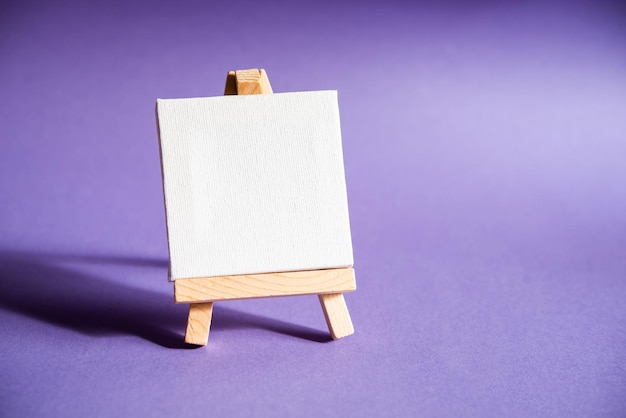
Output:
175,267,356,302
173,69,356,346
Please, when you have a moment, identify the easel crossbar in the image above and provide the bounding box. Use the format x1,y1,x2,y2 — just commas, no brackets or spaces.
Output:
174,267,356,303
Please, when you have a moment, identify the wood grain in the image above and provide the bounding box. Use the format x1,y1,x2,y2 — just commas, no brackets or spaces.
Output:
235,68,273,95
319,293,354,339
184,302,213,345
174,268,356,303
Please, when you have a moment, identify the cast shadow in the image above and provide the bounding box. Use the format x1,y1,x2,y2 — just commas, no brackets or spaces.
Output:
212,306,332,343
0,251,188,348
0,251,331,347
0,250,169,268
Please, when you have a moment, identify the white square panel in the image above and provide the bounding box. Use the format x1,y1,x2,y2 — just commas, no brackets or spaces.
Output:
156,91,353,280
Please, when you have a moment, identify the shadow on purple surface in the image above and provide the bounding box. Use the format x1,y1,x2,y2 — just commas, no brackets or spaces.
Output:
211,306,332,343
0,251,189,348
0,251,170,268
0,252,331,347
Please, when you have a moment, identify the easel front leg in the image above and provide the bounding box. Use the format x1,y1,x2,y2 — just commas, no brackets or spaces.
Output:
185,302,213,345
319,293,354,339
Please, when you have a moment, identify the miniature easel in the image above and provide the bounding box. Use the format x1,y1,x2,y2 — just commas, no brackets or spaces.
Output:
174,69,356,346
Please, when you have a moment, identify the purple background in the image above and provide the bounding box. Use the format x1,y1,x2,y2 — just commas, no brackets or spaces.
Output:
1,0,625,416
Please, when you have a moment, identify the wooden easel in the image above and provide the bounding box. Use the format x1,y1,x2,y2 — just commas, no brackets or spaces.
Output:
174,69,356,346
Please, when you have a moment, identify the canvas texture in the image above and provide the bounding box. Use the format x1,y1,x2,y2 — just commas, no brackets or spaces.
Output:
156,91,354,280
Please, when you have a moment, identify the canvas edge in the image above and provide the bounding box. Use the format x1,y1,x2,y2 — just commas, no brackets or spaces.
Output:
155,99,175,282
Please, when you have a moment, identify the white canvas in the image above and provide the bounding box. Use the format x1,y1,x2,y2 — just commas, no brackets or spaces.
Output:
156,90,353,280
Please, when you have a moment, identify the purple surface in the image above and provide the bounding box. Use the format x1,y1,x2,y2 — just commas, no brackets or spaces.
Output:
1,0,625,416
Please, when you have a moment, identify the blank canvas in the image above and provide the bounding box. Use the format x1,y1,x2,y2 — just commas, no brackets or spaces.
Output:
156,91,353,280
